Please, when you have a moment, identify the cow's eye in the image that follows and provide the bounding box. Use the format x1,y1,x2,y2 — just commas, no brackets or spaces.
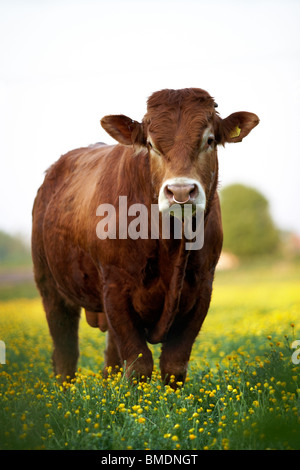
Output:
207,137,215,146
147,140,160,155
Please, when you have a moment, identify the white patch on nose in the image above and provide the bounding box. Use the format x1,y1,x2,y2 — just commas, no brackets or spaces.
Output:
158,177,206,213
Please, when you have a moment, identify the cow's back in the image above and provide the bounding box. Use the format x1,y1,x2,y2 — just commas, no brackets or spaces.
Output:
33,144,112,226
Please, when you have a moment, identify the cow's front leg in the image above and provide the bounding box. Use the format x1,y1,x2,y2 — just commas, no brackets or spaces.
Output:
160,327,194,387
160,283,212,387
102,268,153,381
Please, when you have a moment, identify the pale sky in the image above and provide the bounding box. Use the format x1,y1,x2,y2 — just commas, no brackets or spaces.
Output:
1,0,300,240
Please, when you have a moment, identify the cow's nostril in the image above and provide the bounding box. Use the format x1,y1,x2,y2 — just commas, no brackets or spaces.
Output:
189,185,198,199
165,186,174,199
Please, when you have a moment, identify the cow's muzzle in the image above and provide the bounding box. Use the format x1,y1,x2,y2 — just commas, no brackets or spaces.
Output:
165,183,198,205
158,177,206,213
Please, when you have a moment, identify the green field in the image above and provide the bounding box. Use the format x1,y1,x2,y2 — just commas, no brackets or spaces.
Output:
0,260,299,450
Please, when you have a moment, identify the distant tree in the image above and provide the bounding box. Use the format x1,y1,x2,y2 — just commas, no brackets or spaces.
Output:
0,230,31,266
220,184,279,257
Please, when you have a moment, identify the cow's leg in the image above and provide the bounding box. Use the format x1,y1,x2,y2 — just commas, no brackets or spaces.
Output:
34,266,81,382
102,268,153,381
103,329,122,376
45,294,81,382
160,281,213,387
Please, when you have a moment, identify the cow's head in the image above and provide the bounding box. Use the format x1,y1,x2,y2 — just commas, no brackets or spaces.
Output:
101,88,259,214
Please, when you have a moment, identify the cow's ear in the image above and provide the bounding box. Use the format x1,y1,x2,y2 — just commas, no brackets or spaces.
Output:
216,111,259,144
101,114,145,147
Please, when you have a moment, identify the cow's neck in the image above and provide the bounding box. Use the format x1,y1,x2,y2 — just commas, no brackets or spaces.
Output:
204,161,219,222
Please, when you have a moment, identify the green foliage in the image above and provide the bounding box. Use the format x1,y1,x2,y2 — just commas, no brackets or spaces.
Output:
0,282,38,301
220,184,279,257
0,230,31,267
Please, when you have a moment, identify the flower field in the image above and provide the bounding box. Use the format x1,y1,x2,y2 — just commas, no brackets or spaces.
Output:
0,263,299,450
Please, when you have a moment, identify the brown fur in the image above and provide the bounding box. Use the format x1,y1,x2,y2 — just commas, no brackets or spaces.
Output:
31,88,259,385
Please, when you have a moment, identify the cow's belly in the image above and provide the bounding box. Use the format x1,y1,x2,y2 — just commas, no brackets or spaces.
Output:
44,237,104,312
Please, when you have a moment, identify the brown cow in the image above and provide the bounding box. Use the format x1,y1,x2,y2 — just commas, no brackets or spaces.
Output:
31,88,259,385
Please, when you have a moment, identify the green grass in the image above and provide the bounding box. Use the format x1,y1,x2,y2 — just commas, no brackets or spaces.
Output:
0,260,299,450
0,281,38,301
